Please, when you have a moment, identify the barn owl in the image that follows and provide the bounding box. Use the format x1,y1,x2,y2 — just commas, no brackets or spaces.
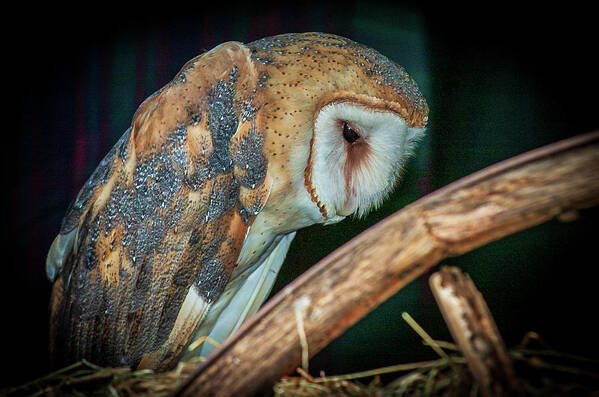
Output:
46,32,428,371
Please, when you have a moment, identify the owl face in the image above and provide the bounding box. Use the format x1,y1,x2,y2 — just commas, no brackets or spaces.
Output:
307,99,425,222
247,33,428,230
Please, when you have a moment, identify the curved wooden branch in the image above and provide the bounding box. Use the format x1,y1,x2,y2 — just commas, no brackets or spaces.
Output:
176,131,599,397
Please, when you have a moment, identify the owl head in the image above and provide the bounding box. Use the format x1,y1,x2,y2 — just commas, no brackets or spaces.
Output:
247,33,429,228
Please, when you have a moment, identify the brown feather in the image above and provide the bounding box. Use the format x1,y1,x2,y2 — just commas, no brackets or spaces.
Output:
49,42,269,370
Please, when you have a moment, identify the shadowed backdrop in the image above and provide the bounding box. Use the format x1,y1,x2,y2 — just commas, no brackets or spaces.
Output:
6,1,598,387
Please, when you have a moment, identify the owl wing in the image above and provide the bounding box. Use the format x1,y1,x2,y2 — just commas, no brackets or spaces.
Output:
47,42,272,370
188,231,296,358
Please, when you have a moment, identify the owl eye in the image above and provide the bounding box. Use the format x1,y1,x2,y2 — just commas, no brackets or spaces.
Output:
342,121,361,144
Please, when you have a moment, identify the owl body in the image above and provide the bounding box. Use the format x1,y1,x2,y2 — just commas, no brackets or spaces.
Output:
46,33,428,370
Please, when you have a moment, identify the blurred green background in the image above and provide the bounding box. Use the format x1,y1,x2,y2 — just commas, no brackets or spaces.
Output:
7,1,598,387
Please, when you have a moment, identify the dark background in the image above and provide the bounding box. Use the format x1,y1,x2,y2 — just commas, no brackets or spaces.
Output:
5,1,598,388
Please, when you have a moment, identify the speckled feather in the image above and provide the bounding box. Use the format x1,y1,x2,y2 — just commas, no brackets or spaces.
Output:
48,42,266,369
47,33,428,371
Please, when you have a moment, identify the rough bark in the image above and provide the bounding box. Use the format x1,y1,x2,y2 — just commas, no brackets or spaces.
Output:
429,266,522,397
176,131,599,397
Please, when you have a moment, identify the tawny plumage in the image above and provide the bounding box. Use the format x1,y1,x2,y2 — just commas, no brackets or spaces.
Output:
46,32,428,371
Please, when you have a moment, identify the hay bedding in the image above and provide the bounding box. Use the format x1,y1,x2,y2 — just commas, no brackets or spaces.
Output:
5,326,598,396
5,268,599,396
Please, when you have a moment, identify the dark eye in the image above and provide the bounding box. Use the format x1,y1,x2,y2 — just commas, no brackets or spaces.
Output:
342,121,361,144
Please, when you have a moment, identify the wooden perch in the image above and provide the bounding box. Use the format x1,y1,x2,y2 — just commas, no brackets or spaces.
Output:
429,266,521,397
176,131,599,397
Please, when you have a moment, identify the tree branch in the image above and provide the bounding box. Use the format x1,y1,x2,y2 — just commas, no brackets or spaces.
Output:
429,266,522,397
176,131,599,397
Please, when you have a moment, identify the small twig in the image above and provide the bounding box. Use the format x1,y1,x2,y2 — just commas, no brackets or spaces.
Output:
296,367,316,382
80,358,106,371
107,384,120,397
294,296,311,372
518,331,550,349
429,266,522,397
511,348,599,365
426,339,460,352
187,335,221,352
385,370,427,391
402,312,450,361
424,367,439,396
62,370,117,385
29,387,54,397
7,360,85,392
525,357,599,379
310,357,466,383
